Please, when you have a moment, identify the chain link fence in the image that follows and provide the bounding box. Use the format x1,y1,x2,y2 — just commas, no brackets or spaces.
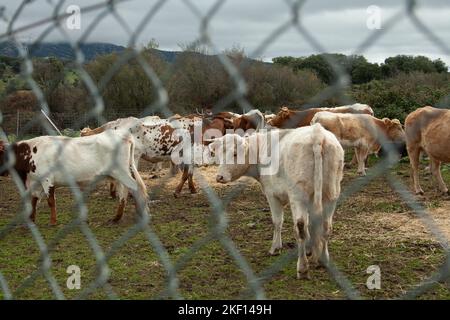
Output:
0,0,449,300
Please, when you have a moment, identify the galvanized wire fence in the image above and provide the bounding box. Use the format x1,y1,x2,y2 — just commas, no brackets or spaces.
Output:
0,0,449,300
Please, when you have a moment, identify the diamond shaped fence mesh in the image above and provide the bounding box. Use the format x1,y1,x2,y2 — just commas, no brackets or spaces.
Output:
0,0,449,300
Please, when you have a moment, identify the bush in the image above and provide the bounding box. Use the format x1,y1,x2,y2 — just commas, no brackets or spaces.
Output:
351,72,450,121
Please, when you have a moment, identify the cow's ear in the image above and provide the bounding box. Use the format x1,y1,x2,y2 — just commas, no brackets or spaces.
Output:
382,118,391,125
391,119,401,125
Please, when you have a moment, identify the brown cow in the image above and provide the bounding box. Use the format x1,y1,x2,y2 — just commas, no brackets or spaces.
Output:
268,103,374,129
405,106,450,195
311,112,405,175
201,112,236,139
233,110,266,132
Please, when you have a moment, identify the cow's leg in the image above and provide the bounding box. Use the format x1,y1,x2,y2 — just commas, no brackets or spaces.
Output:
290,199,310,279
430,156,448,194
111,183,128,223
349,149,358,167
408,145,424,195
174,166,189,197
356,147,368,176
169,161,179,176
47,186,57,226
316,200,337,268
187,171,197,194
354,147,362,174
109,182,117,199
30,196,39,223
267,195,284,255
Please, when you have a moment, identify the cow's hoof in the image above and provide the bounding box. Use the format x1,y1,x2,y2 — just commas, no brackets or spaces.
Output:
415,190,425,196
107,218,121,225
173,192,181,198
49,222,57,227
311,260,326,269
269,248,282,256
189,188,198,194
297,271,311,280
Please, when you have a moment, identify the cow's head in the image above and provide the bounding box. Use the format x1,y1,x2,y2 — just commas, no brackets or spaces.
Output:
268,106,291,127
383,118,406,143
209,134,250,183
80,127,92,136
380,118,407,159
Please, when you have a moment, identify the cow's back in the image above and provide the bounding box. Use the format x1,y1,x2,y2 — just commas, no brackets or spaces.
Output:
406,106,450,162
312,112,376,147
275,125,343,202
28,132,130,183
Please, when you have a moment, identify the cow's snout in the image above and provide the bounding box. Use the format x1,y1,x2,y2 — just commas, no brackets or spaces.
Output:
216,175,225,183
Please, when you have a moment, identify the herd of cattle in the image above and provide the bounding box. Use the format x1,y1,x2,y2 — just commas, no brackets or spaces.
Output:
0,104,448,279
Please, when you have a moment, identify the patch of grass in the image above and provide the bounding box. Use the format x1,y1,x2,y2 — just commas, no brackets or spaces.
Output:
0,161,449,299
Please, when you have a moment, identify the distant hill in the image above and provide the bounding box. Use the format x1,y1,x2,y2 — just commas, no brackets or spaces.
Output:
0,41,180,62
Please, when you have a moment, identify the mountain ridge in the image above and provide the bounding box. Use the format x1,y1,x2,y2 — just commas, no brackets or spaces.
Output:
0,41,180,62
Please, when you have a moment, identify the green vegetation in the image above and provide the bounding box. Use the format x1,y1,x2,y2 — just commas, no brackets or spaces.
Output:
0,161,449,299
1,42,448,128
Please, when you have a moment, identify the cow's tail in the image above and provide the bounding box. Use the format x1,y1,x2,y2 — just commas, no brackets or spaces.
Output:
129,139,148,202
312,124,324,215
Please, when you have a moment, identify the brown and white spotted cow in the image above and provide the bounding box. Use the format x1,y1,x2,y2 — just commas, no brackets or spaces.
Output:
268,103,374,129
311,112,406,175
405,106,450,195
82,115,212,200
127,119,214,200
0,131,148,225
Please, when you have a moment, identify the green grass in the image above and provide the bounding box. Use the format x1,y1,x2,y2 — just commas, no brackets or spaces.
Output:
64,70,78,85
0,159,449,300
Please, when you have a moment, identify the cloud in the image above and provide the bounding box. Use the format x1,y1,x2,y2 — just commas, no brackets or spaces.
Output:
0,0,448,65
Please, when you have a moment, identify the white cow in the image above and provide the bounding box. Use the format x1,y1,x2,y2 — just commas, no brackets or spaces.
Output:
0,130,148,225
209,124,344,279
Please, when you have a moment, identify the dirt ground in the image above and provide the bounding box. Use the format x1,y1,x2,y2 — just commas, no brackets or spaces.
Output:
0,158,450,300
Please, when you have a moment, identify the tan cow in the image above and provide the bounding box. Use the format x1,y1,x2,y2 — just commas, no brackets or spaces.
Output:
405,106,450,195
311,112,405,175
268,103,374,129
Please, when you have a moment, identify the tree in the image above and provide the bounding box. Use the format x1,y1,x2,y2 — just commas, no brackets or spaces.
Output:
349,55,381,84
86,49,168,114
381,55,448,77
433,58,448,73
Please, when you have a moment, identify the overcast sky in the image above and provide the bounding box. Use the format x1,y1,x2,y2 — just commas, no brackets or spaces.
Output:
1,0,449,65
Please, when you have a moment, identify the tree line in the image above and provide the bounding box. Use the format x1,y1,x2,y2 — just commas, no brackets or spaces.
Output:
0,46,448,129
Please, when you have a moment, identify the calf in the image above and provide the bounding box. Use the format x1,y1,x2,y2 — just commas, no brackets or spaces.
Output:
405,106,450,195
311,112,405,175
0,131,147,225
209,124,344,279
